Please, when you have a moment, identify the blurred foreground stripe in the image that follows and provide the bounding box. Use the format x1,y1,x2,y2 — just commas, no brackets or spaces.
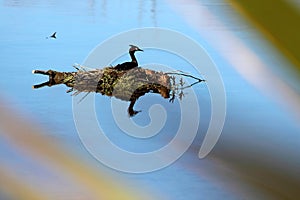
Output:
0,97,149,200
0,165,51,200
228,0,300,75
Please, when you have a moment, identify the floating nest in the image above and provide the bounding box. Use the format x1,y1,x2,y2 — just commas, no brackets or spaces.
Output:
33,65,204,116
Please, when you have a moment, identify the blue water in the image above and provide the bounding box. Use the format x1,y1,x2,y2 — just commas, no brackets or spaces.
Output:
1,0,300,199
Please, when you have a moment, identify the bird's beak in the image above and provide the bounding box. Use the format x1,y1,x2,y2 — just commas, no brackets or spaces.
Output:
138,48,143,52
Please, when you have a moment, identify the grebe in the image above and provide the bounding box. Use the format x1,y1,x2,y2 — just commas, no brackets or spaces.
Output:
114,45,143,71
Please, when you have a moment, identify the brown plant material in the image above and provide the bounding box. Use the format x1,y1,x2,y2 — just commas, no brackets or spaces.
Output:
33,67,172,116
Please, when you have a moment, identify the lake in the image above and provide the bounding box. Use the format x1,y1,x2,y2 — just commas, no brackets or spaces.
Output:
1,0,300,199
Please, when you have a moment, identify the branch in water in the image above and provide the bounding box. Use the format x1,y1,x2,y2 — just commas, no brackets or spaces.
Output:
165,72,205,82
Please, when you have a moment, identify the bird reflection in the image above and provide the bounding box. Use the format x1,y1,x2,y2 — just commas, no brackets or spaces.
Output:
32,46,204,116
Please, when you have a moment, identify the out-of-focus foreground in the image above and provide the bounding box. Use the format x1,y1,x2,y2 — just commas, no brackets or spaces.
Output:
1,0,300,199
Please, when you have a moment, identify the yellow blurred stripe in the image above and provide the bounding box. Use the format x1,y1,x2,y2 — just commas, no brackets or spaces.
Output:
0,98,150,200
0,165,52,200
227,0,300,75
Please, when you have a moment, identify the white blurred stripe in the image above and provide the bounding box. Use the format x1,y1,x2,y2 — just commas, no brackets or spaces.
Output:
166,0,300,122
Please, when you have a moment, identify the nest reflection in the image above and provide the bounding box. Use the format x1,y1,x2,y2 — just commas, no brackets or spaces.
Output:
33,65,204,116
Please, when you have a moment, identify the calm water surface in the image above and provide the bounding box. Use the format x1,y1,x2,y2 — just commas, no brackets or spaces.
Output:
1,0,300,199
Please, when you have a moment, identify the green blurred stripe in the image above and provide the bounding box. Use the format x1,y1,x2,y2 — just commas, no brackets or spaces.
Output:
228,0,300,74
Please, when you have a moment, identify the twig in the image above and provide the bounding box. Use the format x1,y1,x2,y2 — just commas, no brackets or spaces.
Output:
165,72,205,82
179,80,202,90
77,92,90,103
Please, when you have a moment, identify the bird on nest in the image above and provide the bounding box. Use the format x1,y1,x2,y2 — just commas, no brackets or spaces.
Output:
114,45,143,71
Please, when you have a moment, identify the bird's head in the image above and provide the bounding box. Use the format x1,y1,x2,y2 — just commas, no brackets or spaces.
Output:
129,45,143,52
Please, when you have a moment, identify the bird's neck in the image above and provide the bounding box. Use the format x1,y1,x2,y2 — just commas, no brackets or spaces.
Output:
129,51,137,63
